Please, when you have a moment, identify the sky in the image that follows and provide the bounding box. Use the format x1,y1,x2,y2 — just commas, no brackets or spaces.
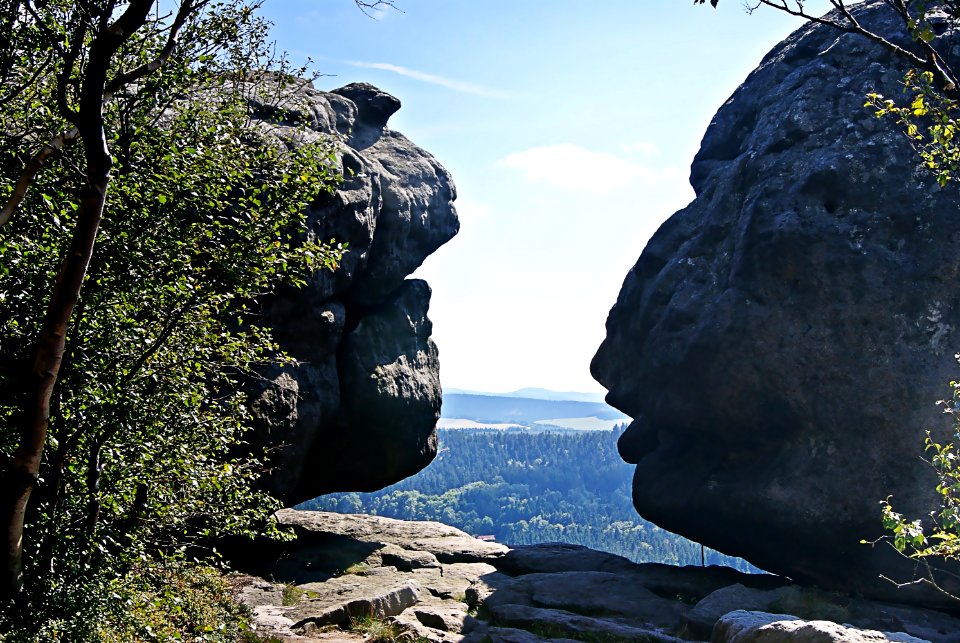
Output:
259,0,841,394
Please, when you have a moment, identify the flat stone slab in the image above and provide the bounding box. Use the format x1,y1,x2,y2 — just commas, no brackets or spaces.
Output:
412,601,470,633
684,583,792,639
235,511,960,643
461,624,582,643
391,609,468,642
276,509,508,563
289,575,421,628
412,562,497,600
481,570,688,631
380,542,441,570
714,611,930,643
488,603,686,643
497,542,642,575
278,510,506,554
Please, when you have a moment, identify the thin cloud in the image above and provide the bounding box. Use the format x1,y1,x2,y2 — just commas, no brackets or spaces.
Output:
498,143,686,193
347,61,510,98
453,198,491,219
619,140,661,157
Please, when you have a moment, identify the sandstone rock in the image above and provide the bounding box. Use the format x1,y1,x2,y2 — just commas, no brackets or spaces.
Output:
497,542,641,575
631,564,788,603
844,602,960,643
379,543,441,571
487,603,685,643
288,576,421,630
464,570,514,608
592,0,960,604
412,563,498,600
482,570,688,630
684,584,852,640
250,511,504,587
332,82,400,131
391,610,467,642
275,509,508,562
685,584,788,640
412,602,470,633
460,624,580,643
318,279,442,493
237,511,960,643
242,79,458,504
500,544,788,611
712,611,928,643
248,605,299,641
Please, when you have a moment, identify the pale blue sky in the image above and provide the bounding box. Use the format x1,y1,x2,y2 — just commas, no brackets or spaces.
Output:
260,1,840,394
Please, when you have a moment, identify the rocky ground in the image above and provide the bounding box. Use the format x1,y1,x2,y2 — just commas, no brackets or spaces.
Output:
233,510,960,643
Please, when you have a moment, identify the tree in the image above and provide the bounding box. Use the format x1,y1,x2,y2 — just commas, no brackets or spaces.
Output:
0,0,344,634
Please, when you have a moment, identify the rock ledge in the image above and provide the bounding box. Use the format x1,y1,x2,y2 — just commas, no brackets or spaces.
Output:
234,511,960,643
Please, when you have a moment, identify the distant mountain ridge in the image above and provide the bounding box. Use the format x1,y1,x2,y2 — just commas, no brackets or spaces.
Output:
444,387,607,404
441,392,628,427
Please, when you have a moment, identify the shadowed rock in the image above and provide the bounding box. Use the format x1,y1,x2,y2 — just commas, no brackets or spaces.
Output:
713,611,927,643
242,80,458,504
592,0,960,605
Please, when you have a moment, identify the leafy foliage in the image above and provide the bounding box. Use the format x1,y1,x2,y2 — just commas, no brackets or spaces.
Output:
1,560,256,643
875,372,960,601
0,0,343,637
867,70,960,186
304,427,756,571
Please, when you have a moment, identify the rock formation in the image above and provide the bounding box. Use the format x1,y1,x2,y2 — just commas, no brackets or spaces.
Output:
234,510,960,642
592,1,960,605
245,80,458,505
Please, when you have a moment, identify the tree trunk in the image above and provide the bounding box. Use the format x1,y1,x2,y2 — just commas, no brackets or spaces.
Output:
0,0,156,599
2,164,110,598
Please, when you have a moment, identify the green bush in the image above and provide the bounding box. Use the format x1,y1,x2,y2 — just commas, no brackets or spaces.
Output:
0,0,342,636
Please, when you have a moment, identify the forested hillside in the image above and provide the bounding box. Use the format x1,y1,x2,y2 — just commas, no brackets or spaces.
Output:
301,426,757,571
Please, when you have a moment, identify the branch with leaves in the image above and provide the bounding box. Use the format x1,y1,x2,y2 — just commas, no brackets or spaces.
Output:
695,0,960,90
0,1,344,634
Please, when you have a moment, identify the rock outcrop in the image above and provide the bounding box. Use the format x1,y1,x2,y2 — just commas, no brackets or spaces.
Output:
234,511,960,643
245,80,458,504
713,611,928,643
592,1,960,604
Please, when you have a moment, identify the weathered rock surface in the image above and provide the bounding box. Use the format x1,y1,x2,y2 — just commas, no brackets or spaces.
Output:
244,80,458,504
592,0,960,604
233,511,960,643
713,611,928,643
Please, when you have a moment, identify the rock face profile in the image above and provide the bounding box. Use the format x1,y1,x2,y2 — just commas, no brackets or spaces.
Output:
592,1,960,604
246,81,458,505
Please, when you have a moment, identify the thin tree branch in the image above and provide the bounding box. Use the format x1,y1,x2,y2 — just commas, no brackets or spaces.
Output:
104,0,201,97
757,0,930,69
354,0,401,18
0,128,79,228
725,0,960,93
0,54,53,107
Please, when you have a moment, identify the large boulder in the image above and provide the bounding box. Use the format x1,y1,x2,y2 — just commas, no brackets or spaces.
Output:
713,611,928,643
246,80,458,504
592,1,960,605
